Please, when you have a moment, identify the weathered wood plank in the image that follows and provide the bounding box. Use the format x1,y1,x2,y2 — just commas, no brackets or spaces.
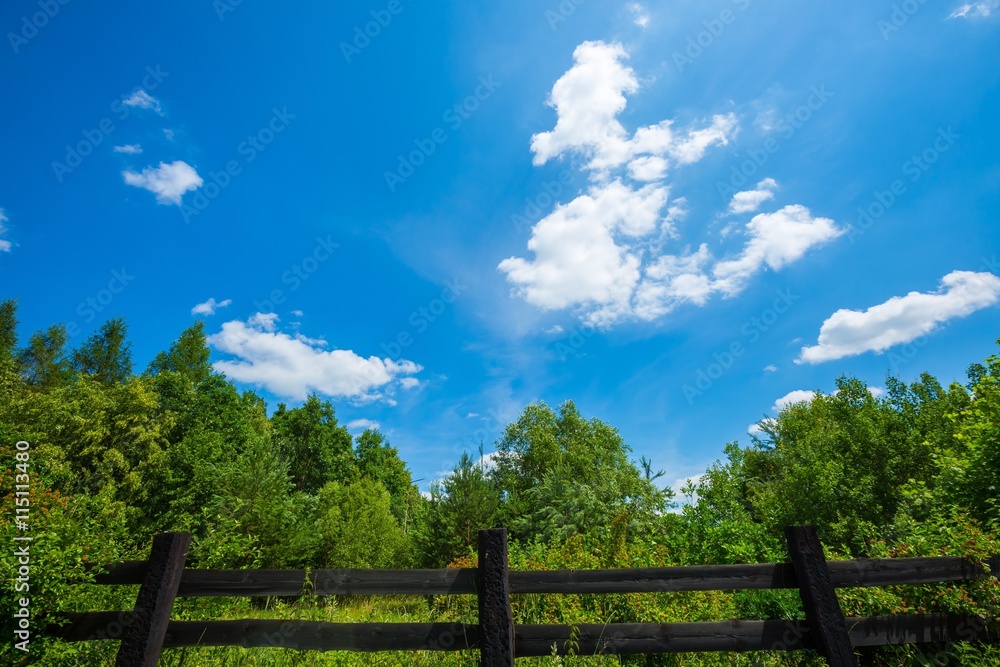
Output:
115,532,191,667
46,614,1000,652
478,528,514,666
785,525,858,667
87,555,999,597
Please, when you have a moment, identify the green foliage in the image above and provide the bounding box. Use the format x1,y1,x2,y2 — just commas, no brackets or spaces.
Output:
70,317,133,384
2,297,997,666
493,401,672,545
316,477,410,568
272,394,356,494
418,451,502,566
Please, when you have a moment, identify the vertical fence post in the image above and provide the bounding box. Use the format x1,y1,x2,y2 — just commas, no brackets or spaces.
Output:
115,532,191,667
478,528,514,666
785,525,857,667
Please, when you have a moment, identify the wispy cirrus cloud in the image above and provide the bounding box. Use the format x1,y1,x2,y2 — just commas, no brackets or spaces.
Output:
122,90,163,114
191,297,232,316
0,209,12,253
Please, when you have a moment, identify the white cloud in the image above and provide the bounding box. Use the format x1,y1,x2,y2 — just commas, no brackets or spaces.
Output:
122,90,162,114
798,271,1000,364
291,309,304,317
545,324,564,335
529,41,737,173
747,423,764,435
712,205,843,294
192,297,232,316
629,2,650,27
770,386,882,412
728,178,778,214
123,160,203,205
503,41,838,327
163,128,175,141
628,155,668,181
0,209,11,253
346,418,380,432
114,144,143,154
764,364,778,373
772,389,816,412
949,0,999,18
499,180,669,324
208,313,423,402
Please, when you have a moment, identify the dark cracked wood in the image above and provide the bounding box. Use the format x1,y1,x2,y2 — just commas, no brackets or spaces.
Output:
478,528,514,666
115,532,191,667
785,525,858,667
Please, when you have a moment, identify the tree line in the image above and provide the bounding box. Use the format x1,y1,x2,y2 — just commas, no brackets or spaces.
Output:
1,299,998,665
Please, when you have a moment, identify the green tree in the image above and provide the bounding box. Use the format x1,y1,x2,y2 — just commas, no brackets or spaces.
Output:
493,401,671,545
71,317,133,384
147,321,212,384
417,451,502,566
18,324,72,389
354,428,415,519
0,298,17,365
316,478,409,568
271,394,356,494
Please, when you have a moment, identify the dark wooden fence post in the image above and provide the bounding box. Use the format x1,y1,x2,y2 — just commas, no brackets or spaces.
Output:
115,532,192,667
478,528,514,666
785,525,857,667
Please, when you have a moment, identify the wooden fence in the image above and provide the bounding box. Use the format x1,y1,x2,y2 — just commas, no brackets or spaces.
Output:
47,526,999,666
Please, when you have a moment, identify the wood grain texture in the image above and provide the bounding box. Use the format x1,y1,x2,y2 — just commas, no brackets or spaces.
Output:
785,525,858,667
114,532,191,667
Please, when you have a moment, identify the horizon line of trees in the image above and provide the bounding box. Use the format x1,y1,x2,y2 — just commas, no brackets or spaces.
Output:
1,298,998,665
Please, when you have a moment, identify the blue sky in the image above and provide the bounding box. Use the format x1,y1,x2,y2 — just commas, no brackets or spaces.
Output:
2,0,999,493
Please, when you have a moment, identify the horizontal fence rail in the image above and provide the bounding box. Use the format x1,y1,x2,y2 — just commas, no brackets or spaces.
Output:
88,555,1000,597
49,528,999,666
47,614,1000,655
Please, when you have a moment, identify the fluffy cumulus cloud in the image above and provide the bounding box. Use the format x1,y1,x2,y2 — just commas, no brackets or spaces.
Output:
712,205,843,294
949,0,999,18
798,271,1000,364
346,418,381,431
122,90,163,114
123,160,203,205
500,41,840,326
728,178,777,214
207,313,422,402
191,297,232,316
0,209,11,253
772,389,817,412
